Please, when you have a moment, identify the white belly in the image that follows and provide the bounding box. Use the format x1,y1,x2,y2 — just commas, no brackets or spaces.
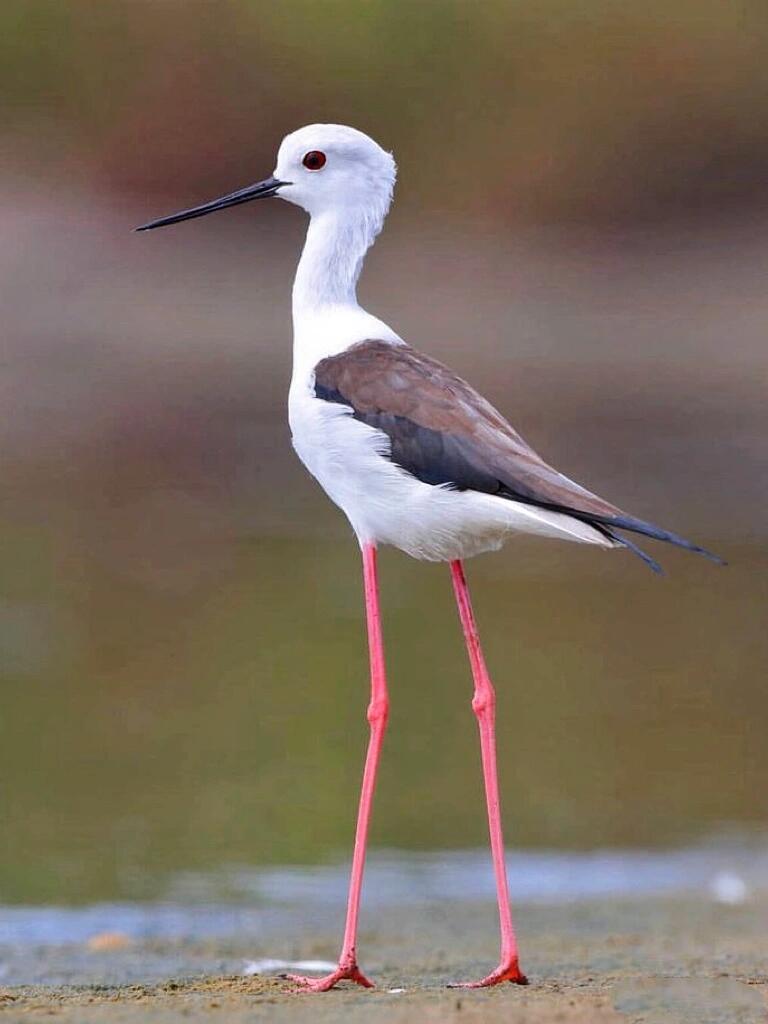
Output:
288,383,612,562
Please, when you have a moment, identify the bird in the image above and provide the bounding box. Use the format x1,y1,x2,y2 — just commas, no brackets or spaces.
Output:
137,123,722,992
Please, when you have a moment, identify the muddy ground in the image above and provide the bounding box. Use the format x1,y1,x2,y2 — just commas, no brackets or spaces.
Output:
1,895,766,1022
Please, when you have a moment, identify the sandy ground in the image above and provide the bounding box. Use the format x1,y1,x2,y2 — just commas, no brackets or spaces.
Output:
1,896,766,1023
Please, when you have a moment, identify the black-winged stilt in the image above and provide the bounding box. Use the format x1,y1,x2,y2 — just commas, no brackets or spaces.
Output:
137,123,722,991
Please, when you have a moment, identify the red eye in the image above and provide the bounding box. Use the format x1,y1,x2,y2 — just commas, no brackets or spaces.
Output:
302,150,326,171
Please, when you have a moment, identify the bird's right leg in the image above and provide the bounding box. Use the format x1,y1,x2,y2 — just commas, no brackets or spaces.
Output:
287,542,388,992
447,559,527,988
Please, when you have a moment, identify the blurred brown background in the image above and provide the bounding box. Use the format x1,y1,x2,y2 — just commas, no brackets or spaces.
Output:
1,0,766,903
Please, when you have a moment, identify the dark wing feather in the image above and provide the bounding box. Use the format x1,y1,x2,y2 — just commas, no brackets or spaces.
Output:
314,340,722,566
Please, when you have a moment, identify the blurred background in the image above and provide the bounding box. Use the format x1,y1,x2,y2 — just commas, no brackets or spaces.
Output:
1,0,766,906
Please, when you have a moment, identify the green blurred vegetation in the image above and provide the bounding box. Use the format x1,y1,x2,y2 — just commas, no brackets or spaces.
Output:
3,1,768,222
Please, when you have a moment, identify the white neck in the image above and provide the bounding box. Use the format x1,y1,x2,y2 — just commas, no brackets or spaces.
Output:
289,203,403,379
291,206,384,319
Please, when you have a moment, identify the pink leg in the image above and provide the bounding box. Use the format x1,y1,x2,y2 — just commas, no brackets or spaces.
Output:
288,543,388,992
448,560,527,988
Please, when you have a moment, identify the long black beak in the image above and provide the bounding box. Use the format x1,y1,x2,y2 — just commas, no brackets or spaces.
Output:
135,176,290,231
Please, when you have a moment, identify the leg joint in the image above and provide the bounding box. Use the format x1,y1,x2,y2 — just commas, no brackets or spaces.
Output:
367,696,389,726
472,690,495,718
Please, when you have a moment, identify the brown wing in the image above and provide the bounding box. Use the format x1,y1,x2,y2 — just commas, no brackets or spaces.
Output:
314,339,622,519
313,339,722,568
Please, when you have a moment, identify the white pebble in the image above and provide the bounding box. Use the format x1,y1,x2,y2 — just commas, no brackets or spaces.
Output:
709,871,748,905
243,958,337,976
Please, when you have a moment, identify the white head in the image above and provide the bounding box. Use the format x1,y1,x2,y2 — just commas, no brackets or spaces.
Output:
136,123,396,235
274,124,396,229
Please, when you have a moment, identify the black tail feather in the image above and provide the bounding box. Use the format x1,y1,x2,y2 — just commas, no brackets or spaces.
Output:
504,489,725,569
563,509,724,574
599,525,664,574
596,513,725,566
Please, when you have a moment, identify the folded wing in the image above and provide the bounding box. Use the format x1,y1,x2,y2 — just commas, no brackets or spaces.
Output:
314,340,721,569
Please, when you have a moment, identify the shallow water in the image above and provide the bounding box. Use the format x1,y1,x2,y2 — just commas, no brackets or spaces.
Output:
2,839,766,946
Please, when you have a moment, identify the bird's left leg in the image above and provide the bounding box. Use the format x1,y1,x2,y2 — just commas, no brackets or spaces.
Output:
447,559,528,988
288,543,388,992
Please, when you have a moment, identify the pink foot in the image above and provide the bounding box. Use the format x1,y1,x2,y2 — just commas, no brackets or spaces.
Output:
285,963,375,992
448,958,528,988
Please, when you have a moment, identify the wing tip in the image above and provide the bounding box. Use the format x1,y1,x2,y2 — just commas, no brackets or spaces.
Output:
694,546,728,567
602,527,665,574
603,514,726,568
